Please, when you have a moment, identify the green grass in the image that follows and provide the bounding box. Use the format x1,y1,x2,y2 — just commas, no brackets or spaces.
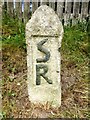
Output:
2,13,26,50
61,22,89,74
62,23,88,58
2,15,89,62
2,12,89,55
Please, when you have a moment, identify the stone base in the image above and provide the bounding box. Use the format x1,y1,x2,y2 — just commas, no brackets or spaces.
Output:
28,84,61,108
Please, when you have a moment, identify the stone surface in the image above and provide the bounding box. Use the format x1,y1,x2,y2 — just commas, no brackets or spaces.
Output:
26,5,63,108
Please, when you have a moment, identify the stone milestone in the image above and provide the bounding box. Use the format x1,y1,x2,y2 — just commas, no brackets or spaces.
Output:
26,5,63,107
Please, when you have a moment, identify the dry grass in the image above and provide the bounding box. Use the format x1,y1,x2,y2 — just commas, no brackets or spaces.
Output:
2,44,89,118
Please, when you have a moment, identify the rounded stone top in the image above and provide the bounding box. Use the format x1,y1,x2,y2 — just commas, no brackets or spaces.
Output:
26,5,63,36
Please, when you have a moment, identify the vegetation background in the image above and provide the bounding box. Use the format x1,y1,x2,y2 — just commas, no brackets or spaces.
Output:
1,6,90,119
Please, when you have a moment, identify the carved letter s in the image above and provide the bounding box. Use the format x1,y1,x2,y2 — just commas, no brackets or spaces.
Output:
36,39,50,63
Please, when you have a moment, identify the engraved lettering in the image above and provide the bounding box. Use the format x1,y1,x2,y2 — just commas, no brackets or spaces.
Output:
36,39,50,63
36,64,52,85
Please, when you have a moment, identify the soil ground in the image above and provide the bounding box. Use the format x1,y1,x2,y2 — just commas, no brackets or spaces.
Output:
2,43,89,118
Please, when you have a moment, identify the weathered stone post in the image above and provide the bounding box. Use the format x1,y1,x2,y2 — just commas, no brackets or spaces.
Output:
26,5,63,108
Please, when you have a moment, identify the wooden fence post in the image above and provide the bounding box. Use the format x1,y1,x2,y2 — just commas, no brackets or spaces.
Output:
2,0,7,15
57,0,64,21
0,1,3,26
7,0,14,17
49,0,55,11
24,0,31,23
64,0,72,26
72,0,80,25
32,0,38,13
40,0,49,5
81,1,89,21
88,1,90,15
15,0,22,20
